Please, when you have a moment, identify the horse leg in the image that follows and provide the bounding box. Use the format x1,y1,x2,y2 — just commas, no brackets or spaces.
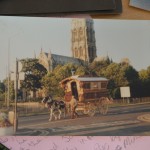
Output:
58,109,61,120
71,106,74,119
54,112,58,120
64,107,67,119
66,104,71,117
49,109,53,121
73,105,78,118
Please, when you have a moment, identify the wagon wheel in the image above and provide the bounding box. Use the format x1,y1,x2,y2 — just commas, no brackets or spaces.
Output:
98,97,109,115
86,103,96,117
99,103,108,115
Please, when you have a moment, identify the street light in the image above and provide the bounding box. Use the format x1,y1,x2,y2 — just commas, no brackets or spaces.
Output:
71,68,75,76
12,58,24,134
7,38,10,108
14,58,19,133
7,32,20,108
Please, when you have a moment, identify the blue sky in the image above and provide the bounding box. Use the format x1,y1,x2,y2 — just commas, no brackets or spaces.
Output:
0,16,150,81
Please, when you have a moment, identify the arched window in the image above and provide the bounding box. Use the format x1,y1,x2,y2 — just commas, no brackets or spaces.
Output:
75,48,78,57
80,46,83,57
73,29,77,42
79,27,83,41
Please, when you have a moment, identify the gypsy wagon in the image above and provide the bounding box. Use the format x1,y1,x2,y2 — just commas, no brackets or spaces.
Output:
60,75,111,117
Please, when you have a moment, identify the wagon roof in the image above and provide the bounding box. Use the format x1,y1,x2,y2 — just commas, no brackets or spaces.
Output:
60,75,108,84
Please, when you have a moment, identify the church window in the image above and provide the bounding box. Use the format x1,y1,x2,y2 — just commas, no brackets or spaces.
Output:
75,48,78,57
80,47,83,56
73,29,77,41
89,50,91,58
91,48,93,58
74,29,77,35
72,31,75,42
79,27,84,41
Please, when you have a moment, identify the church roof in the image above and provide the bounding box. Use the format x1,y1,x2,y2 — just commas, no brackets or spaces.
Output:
51,54,82,65
44,52,49,57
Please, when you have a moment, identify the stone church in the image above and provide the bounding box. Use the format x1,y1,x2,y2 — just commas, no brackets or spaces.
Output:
38,18,97,72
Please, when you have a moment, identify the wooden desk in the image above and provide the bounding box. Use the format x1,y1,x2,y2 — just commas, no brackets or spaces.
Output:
92,0,150,20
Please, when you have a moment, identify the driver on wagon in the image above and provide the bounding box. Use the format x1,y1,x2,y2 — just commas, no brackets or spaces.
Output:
70,96,78,119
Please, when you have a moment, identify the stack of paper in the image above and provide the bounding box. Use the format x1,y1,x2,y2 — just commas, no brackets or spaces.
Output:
0,0,122,16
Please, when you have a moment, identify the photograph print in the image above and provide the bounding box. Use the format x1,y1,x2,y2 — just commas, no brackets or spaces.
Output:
0,16,150,136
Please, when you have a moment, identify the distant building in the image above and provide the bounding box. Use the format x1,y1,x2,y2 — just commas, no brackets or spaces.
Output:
38,18,98,72
71,19,97,63
38,49,82,72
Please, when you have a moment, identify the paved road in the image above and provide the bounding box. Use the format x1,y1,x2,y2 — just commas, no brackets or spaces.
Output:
16,103,150,136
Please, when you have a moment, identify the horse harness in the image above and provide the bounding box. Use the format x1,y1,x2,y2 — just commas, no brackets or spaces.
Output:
47,100,65,111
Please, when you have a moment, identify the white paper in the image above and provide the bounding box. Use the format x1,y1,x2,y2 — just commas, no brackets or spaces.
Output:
0,136,150,150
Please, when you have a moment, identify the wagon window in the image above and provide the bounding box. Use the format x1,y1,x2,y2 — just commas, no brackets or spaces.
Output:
101,82,107,88
98,82,101,89
91,82,98,89
83,83,90,89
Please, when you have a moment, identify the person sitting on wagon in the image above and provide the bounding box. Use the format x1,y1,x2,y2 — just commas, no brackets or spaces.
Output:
70,96,78,119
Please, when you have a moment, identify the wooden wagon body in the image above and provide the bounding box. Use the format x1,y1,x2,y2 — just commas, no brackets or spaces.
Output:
60,75,111,116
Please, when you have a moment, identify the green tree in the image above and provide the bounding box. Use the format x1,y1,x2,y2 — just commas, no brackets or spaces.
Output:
0,81,5,101
139,69,149,81
21,58,47,98
75,65,87,76
54,63,76,80
104,63,128,86
91,58,112,76
42,63,78,98
41,72,63,97
123,65,140,97
74,61,100,77
3,78,15,101
138,66,150,97
0,81,5,93
102,63,128,98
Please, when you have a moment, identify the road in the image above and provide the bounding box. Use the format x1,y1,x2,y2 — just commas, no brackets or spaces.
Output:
16,103,150,136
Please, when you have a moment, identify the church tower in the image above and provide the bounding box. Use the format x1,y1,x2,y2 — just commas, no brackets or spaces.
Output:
71,18,97,63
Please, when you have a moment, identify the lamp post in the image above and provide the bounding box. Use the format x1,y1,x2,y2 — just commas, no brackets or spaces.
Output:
14,58,18,134
71,68,75,76
7,38,10,108
12,58,24,134
5,66,8,106
7,32,20,108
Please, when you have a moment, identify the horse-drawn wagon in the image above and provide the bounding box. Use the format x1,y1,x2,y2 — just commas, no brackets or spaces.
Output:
60,75,112,117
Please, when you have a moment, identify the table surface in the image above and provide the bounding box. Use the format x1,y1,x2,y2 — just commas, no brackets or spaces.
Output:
92,0,150,20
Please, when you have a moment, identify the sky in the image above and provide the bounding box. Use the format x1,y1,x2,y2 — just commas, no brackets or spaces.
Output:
0,16,150,81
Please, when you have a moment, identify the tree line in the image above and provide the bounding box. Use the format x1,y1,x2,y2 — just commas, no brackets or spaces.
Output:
0,57,150,103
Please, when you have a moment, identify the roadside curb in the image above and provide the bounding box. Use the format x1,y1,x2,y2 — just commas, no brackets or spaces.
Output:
110,102,150,108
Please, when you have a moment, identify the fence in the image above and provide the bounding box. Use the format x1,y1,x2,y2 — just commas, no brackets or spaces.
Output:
16,102,48,116
0,102,48,116
1,97,150,116
113,97,150,104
